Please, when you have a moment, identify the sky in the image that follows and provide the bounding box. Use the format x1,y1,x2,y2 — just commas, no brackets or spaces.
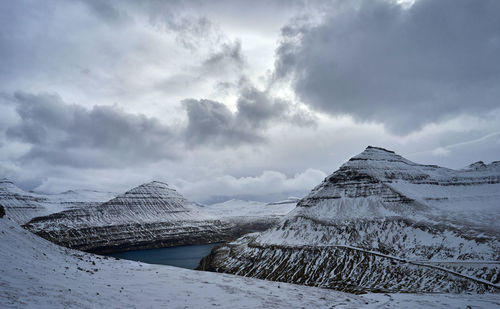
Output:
1,0,499,203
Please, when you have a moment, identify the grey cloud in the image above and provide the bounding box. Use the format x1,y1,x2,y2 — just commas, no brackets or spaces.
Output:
160,40,246,93
201,40,245,74
237,85,316,128
77,1,226,51
6,92,178,168
146,4,225,51
183,85,316,147
3,88,312,170
78,0,132,25
275,0,500,133
183,98,263,146
236,87,288,128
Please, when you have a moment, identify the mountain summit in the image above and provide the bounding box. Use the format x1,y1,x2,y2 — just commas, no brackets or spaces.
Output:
201,147,500,293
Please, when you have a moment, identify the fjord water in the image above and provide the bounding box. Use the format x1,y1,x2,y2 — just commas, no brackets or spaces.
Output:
105,243,222,269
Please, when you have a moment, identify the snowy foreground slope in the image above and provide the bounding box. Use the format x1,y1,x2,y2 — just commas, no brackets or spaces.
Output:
24,181,234,253
1,214,499,308
201,146,500,293
0,178,116,225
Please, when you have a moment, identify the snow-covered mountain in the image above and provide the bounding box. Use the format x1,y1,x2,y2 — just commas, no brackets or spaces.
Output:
201,198,298,234
1,213,499,308
203,198,297,222
0,178,116,224
201,146,500,293
24,181,234,253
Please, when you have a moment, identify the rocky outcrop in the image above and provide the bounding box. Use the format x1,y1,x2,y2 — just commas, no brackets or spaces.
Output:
24,181,236,253
200,146,500,293
0,178,115,224
0,204,5,218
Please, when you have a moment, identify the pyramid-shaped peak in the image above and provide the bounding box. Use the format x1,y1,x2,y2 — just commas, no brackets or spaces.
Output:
122,181,175,195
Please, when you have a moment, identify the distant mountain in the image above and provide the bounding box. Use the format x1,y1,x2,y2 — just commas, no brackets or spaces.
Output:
0,178,116,224
202,198,297,233
25,181,234,253
203,199,297,221
200,146,500,293
192,201,208,207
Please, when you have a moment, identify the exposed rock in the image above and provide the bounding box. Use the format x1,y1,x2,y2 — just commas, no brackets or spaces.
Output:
24,181,236,253
201,146,500,293
0,204,5,218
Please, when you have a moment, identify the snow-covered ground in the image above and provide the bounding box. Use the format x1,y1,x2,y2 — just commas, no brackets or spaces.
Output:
202,199,297,222
1,214,499,308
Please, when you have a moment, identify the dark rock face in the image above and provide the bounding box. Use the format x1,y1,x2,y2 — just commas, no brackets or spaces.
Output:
0,204,5,218
201,147,500,293
24,181,236,253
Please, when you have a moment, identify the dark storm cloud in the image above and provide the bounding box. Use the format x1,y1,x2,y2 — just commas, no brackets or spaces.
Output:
183,84,315,147
275,0,500,133
5,92,178,168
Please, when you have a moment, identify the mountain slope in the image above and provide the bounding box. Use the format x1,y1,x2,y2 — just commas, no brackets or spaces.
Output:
2,214,499,308
24,181,235,253
201,146,500,293
0,178,115,224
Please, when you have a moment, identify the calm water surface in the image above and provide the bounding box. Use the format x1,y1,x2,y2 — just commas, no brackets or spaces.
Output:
105,243,222,269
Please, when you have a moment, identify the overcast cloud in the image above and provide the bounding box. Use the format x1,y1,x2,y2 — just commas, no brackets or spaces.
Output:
5,92,179,168
275,0,500,132
1,0,500,202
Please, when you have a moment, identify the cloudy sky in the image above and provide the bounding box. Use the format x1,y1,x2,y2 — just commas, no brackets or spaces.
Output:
1,0,499,203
